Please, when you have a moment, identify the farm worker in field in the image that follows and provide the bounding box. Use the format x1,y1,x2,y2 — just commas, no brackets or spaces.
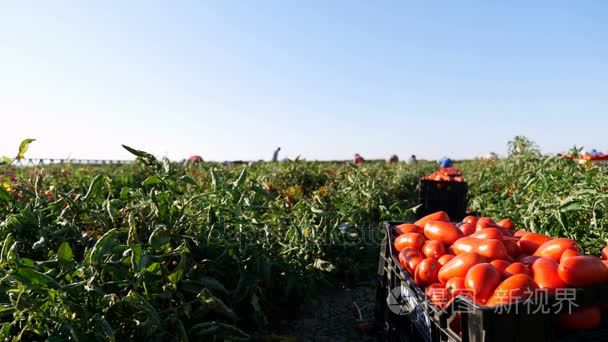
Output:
409,155,417,164
387,154,399,163
187,155,203,164
439,157,453,168
272,147,281,162
354,153,365,165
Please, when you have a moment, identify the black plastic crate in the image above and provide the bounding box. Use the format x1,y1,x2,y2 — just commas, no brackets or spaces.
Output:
418,179,468,222
376,221,608,342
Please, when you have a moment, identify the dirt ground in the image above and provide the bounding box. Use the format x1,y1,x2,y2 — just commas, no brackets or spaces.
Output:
260,282,378,342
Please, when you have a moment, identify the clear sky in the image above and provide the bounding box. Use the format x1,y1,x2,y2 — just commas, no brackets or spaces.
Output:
1,1,606,161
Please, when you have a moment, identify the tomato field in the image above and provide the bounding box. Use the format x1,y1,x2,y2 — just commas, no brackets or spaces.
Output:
1,137,608,341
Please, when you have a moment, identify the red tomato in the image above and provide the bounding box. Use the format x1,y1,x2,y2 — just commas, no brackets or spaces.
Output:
438,252,484,285
486,274,536,306
513,229,527,238
558,256,608,287
438,254,455,265
407,256,425,275
465,263,502,304
554,306,601,331
394,233,425,252
490,260,511,274
398,248,423,273
471,228,504,241
476,217,497,231
532,257,566,290
503,238,523,258
559,249,581,264
533,238,579,263
415,258,441,286
425,283,449,308
452,237,479,255
462,215,478,227
453,237,508,261
601,246,608,260
496,218,515,230
457,222,476,236
518,255,541,266
517,232,552,255
503,262,531,279
445,277,467,299
476,239,509,260
424,221,463,246
415,211,450,229
394,223,423,235
422,240,446,259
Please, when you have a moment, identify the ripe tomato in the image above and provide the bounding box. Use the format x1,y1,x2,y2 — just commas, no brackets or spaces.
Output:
503,262,531,279
453,237,508,260
457,222,476,236
465,263,502,304
558,256,608,287
476,217,496,231
486,274,536,306
518,255,541,266
476,239,509,260
445,277,467,299
462,215,478,227
532,257,566,290
394,232,425,252
503,238,523,258
513,229,527,238
438,254,455,265
471,228,504,241
496,218,515,230
426,283,449,308
452,237,479,255
533,238,579,263
423,240,446,259
490,260,511,274
394,223,423,235
415,258,441,286
407,256,425,275
559,249,581,264
601,246,608,260
554,306,601,331
517,232,552,255
424,221,463,246
438,252,484,285
398,248,423,273
415,211,450,229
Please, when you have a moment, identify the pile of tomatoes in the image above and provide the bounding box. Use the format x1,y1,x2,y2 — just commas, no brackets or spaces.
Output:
422,167,464,182
393,211,608,332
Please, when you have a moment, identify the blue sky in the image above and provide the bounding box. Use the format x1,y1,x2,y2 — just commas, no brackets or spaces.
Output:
1,1,606,161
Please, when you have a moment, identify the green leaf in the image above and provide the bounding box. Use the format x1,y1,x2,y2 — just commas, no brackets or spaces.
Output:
232,168,248,189
82,174,108,202
13,267,61,289
16,138,35,160
122,145,157,165
179,175,196,185
142,175,162,186
0,156,11,165
167,255,186,284
57,242,73,263
0,188,12,205
89,228,119,264
148,226,170,250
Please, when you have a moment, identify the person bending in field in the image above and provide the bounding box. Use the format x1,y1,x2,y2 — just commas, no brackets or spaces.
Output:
354,153,365,165
387,154,399,163
409,154,417,164
272,147,281,162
